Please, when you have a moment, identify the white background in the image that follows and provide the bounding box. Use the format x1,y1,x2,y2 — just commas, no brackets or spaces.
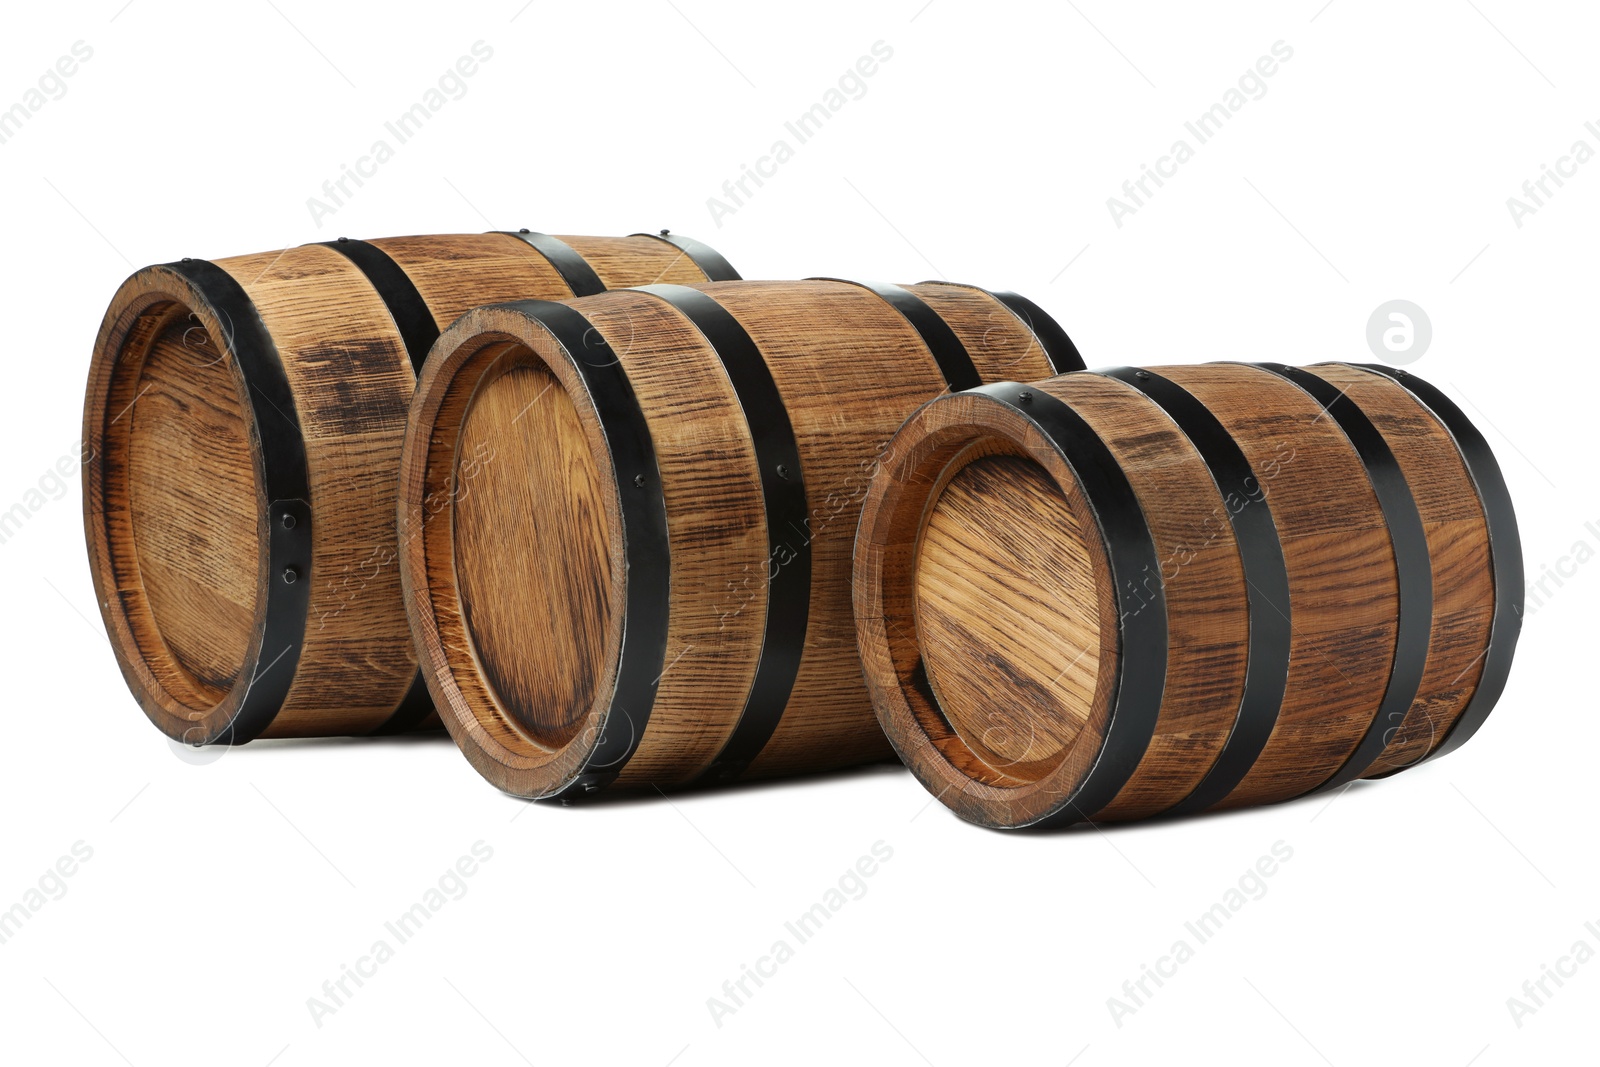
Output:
2,1,1595,1063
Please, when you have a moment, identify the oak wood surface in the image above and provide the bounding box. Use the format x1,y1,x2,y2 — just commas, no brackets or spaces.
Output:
126,319,258,703
914,451,1102,778
853,361,1504,828
1155,364,1396,808
86,232,733,745
1309,364,1495,775
401,280,1066,796
1042,372,1251,820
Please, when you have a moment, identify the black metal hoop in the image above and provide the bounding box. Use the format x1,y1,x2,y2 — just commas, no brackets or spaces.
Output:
635,230,742,281
499,300,671,797
988,290,1086,374
808,278,981,390
966,382,1168,829
633,284,812,785
1255,363,1433,796
319,238,439,373
1350,364,1523,770
1098,367,1293,816
165,258,313,745
501,231,606,297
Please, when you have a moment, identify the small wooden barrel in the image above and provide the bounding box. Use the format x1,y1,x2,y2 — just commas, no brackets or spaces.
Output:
398,280,1081,798
853,363,1522,829
83,230,737,747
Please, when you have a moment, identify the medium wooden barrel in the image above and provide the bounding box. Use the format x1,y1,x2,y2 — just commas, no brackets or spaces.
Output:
398,280,1081,798
853,362,1522,829
83,230,738,747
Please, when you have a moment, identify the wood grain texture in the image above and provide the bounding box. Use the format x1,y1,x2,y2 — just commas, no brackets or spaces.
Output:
557,235,715,289
693,281,947,778
1309,363,1495,775
86,282,272,743
85,231,739,746
365,233,573,331
1041,373,1250,820
212,245,420,736
405,327,625,793
453,358,609,749
856,362,1504,828
915,451,1102,779
126,320,258,701
402,280,1073,796
400,296,767,796
852,390,1120,828
904,282,1060,382
1152,364,1397,807
575,292,766,786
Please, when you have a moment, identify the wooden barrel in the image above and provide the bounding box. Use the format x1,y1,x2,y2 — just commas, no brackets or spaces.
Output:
853,362,1522,829
83,230,738,748
398,280,1082,798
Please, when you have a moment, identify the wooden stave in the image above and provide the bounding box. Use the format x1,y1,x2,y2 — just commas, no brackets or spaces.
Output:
853,362,1510,828
1310,364,1513,773
1045,369,1261,821
401,280,1069,798
1090,367,1292,817
673,281,1068,782
84,232,732,746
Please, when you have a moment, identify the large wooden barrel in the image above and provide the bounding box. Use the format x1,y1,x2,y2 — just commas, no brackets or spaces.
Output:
853,363,1522,829
83,230,738,747
398,280,1082,798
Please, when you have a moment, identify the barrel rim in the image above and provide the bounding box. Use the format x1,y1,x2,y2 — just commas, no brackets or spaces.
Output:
1096,367,1294,816
630,284,813,785
83,258,312,746
1346,363,1523,770
400,299,669,799
853,383,1167,829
